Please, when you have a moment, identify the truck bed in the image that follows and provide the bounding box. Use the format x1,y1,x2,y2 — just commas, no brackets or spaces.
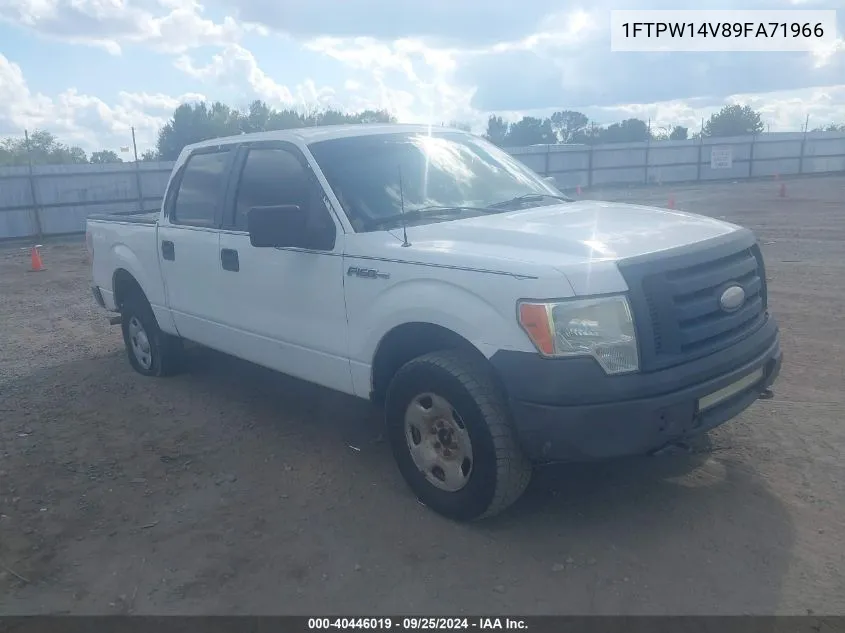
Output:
87,210,159,225
88,211,167,317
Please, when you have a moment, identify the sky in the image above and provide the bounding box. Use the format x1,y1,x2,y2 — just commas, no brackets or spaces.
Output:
0,0,843,155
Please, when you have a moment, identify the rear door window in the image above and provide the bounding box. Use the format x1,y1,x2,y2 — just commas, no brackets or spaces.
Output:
171,150,231,227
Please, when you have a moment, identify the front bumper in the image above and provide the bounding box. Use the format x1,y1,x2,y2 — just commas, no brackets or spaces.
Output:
491,315,782,463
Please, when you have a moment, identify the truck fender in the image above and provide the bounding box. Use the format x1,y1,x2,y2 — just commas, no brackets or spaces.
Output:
349,279,533,398
110,244,177,335
110,244,158,305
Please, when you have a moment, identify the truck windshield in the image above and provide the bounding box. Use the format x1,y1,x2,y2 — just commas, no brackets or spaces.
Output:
308,131,564,231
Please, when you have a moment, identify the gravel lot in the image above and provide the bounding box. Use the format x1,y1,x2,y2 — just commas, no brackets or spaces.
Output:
1,174,843,615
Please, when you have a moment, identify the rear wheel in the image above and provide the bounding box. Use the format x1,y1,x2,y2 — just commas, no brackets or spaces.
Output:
121,293,182,377
385,350,532,521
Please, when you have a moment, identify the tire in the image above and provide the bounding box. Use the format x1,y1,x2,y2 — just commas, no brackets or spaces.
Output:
385,349,532,521
121,292,182,377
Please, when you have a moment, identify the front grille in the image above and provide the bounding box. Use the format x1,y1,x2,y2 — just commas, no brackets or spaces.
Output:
619,236,768,372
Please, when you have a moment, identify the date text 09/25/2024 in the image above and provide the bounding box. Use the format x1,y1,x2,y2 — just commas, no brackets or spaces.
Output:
307,618,527,630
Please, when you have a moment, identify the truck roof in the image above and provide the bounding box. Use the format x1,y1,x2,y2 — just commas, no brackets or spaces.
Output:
181,123,470,154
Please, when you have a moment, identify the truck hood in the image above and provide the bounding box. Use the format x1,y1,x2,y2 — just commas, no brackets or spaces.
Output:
403,200,740,265
354,200,744,296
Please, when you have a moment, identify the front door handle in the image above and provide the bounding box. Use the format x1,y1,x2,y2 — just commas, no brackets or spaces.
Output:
220,248,239,272
161,240,175,261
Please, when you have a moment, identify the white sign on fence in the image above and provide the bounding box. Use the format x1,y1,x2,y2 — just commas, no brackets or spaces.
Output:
710,147,733,169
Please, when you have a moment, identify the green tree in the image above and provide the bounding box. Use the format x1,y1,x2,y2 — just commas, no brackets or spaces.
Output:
140,149,159,161
303,107,393,126
484,115,509,146
306,108,351,126
265,108,307,131
570,123,602,144
445,121,472,132
155,101,397,160
156,101,244,160
812,123,845,132
349,109,395,124
703,105,764,137
0,130,88,166
598,118,651,143
669,125,689,140
504,116,555,146
550,110,589,143
90,149,123,164
241,100,271,133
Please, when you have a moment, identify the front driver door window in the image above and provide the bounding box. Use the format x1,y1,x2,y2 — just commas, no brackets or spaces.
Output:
216,144,352,393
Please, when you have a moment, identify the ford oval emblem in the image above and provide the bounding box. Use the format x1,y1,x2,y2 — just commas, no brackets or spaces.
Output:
719,285,746,312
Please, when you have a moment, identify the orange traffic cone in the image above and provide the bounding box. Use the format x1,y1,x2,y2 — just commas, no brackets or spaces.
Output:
30,245,45,272
778,182,786,198
667,196,675,209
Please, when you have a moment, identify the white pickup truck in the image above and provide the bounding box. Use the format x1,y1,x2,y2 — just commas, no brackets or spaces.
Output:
87,124,782,520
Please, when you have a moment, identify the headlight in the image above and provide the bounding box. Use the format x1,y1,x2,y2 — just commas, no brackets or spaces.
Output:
518,295,639,374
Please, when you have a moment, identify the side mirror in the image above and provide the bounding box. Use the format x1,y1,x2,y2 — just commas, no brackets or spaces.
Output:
247,204,334,250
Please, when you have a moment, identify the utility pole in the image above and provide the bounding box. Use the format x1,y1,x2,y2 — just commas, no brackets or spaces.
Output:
131,126,139,162
644,117,652,184
24,129,43,238
798,114,810,175
131,126,143,212
696,118,705,181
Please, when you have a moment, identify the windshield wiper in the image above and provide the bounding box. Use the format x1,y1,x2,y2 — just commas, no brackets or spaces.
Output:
365,205,490,229
486,193,573,210
365,195,570,230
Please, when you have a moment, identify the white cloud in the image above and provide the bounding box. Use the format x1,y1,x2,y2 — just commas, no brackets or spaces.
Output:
212,0,563,45
303,37,475,126
0,53,204,152
485,9,598,54
0,0,252,54
173,39,474,126
117,90,206,112
3,0,843,120
812,36,845,67
174,44,339,109
2,0,844,158
735,85,845,131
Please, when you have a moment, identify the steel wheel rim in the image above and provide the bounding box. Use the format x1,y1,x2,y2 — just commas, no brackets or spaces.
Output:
404,392,474,492
128,316,153,370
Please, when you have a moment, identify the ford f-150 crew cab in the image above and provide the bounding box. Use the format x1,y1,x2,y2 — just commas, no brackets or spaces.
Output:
87,124,782,521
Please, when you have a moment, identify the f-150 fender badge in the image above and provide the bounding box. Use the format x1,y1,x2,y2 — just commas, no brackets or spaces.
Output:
347,266,390,279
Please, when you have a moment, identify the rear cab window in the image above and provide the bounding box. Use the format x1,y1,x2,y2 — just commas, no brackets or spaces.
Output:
169,149,232,227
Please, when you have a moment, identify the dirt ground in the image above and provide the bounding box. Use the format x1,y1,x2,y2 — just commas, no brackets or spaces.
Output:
1,174,843,615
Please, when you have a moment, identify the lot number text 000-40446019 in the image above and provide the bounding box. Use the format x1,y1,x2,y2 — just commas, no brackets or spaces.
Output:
307,617,529,630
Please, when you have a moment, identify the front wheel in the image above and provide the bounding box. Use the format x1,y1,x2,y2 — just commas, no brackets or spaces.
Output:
385,350,532,521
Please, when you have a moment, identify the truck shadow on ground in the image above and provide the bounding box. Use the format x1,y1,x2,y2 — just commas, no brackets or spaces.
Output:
1,346,795,614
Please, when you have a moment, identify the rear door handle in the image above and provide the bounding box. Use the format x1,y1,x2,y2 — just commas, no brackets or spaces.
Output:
220,248,239,272
161,240,175,261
